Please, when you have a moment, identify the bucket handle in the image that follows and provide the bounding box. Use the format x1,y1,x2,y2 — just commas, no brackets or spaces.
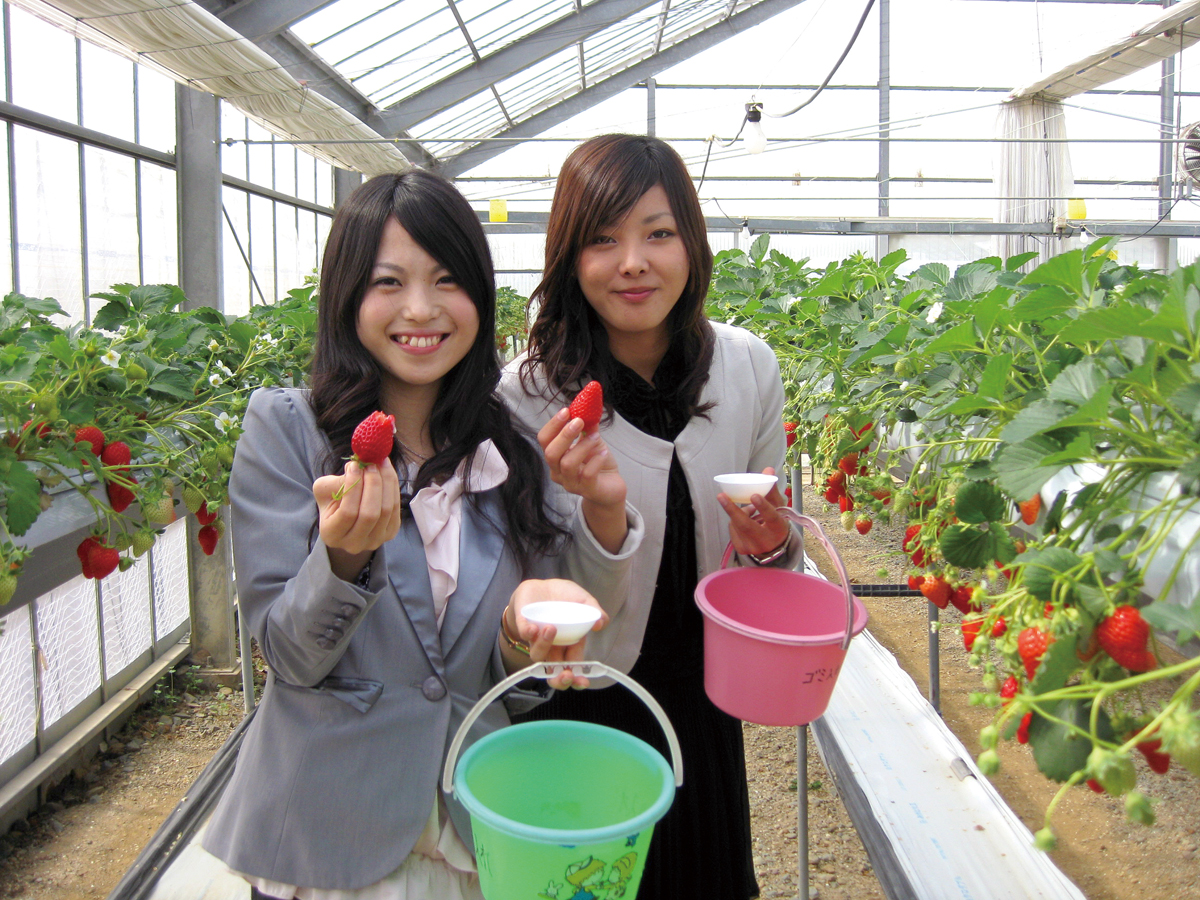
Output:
719,508,856,651
442,661,684,797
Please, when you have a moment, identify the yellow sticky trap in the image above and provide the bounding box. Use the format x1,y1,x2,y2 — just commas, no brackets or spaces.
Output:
489,199,508,223
1067,198,1087,220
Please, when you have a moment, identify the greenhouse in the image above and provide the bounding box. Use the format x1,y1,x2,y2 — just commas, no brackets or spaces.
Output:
1,0,1199,898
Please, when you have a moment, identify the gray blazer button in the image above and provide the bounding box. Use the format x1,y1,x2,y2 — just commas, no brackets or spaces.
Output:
323,627,343,641
422,676,446,701
315,637,336,650
339,603,357,617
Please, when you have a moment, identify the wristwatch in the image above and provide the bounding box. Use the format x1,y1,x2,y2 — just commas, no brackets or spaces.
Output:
500,608,531,655
748,530,792,566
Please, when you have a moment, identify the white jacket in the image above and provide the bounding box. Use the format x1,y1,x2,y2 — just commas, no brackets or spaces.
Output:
500,321,799,675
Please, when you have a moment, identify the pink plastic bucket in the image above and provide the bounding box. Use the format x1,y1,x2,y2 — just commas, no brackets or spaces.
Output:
695,509,867,726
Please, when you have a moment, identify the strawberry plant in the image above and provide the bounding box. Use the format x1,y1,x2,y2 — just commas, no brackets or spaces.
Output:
707,234,1200,843
0,282,317,595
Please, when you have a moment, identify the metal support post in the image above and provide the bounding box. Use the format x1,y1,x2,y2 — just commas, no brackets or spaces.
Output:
878,0,890,219
647,77,656,138
797,723,809,899
928,602,941,713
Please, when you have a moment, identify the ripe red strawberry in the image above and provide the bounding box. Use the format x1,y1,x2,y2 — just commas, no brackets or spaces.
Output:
903,525,921,550
106,479,136,513
823,486,841,504
1016,711,1034,744
351,411,396,466
1018,494,1042,525
195,502,218,526
100,441,132,468
950,584,979,615
22,419,50,439
1086,778,1106,794
991,616,1008,638
568,380,604,429
784,421,798,448
1097,606,1155,672
837,453,859,476
910,547,929,568
854,422,875,438
1017,626,1054,680
74,425,105,456
1000,675,1020,701
920,576,952,609
1136,738,1171,774
78,537,119,579
962,618,983,652
855,516,872,535
198,524,220,556
907,574,925,591
827,471,846,489
870,488,892,504
838,494,854,513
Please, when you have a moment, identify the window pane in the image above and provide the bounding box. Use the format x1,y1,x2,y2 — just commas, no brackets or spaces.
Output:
275,202,300,300
137,65,177,154
81,42,134,141
140,163,178,285
297,208,318,282
9,6,77,123
316,159,333,208
247,120,273,189
220,103,247,181
85,147,139,296
15,127,82,319
222,185,251,317
0,129,14,294
296,150,316,204
274,142,296,196
249,192,275,303
316,214,331,266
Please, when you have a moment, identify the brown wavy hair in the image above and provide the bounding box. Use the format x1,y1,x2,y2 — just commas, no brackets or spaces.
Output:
308,170,567,570
519,135,714,415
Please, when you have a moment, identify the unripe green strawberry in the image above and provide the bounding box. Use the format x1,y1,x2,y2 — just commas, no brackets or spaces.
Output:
132,530,156,557
894,357,915,379
113,532,134,552
976,748,1000,775
1087,747,1136,796
0,572,16,605
124,362,148,382
212,517,226,538
182,485,205,514
118,556,136,572
1033,828,1057,852
201,451,222,477
143,495,176,525
1124,791,1155,826
840,510,856,531
1160,706,1200,778
216,443,235,467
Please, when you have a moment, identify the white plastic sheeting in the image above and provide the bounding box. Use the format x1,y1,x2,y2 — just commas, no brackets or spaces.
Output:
812,631,1087,900
12,0,408,177
994,98,1078,265
1010,0,1200,102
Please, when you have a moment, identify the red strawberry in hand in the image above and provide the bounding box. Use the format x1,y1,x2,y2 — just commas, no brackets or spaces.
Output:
1097,606,1156,672
568,380,604,429
351,411,396,466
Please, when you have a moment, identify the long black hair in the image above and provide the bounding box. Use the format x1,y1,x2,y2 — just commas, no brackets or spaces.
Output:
520,134,715,416
309,170,567,571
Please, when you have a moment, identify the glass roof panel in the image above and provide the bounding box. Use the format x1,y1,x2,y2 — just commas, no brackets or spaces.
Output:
495,46,580,120
458,0,580,58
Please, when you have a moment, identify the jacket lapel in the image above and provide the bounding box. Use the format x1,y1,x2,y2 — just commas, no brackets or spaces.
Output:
386,518,444,672
439,491,504,658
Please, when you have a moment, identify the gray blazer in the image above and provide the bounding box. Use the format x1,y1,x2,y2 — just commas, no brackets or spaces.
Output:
202,388,642,890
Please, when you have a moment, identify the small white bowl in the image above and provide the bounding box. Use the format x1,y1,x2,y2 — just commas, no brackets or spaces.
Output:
714,473,778,504
521,601,602,646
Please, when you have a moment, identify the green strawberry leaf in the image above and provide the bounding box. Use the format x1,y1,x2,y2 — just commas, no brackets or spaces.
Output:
953,481,1008,525
1141,601,1200,645
1028,698,1113,783
939,523,1007,569
992,436,1065,500
1,461,43,536
90,299,133,333
1021,546,1084,602
1021,249,1085,298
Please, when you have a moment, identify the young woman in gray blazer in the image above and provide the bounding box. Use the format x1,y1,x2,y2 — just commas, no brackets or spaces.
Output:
500,135,798,900
202,171,643,899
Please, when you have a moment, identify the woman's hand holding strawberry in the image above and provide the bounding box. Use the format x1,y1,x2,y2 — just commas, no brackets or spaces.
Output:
313,457,402,582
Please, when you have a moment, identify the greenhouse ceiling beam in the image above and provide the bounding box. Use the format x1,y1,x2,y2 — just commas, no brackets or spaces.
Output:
441,0,807,177
196,0,438,169
477,211,1200,237
373,0,661,136
216,0,337,41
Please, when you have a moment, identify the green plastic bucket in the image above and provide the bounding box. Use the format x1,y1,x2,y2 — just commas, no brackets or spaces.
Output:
443,662,682,900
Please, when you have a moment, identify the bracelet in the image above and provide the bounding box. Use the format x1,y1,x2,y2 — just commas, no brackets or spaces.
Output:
748,530,792,566
499,608,531,656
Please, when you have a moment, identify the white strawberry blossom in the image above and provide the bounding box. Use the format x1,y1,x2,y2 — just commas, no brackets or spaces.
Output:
208,339,220,351
100,349,121,368
214,411,235,434
208,372,224,387
925,301,944,324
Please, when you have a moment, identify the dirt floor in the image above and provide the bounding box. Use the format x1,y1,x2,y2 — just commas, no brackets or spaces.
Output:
1,490,1199,899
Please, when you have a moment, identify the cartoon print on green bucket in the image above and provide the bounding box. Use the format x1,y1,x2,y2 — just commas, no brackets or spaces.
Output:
536,850,641,898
